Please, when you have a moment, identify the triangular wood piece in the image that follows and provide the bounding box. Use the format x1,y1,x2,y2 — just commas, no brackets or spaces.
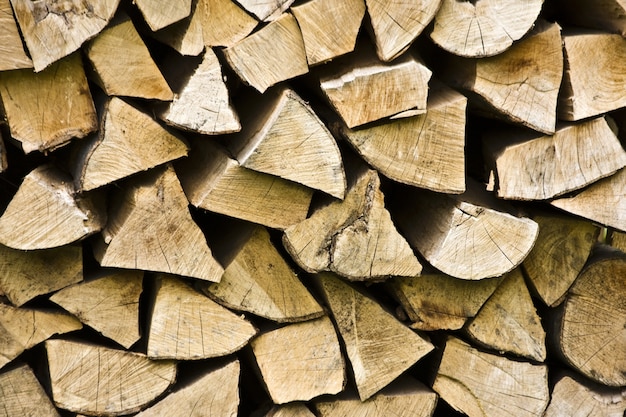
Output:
0,364,60,417
151,1,204,56
316,273,434,400
0,304,82,370
71,97,189,192
234,0,295,21
0,53,97,154
0,0,32,70
612,230,626,252
283,166,422,280
0,165,106,250
229,87,346,198
147,275,257,359
0,244,82,307
9,0,119,71
264,403,315,417
46,339,176,416
134,0,192,31
85,18,174,101
93,164,223,282
50,270,143,349
197,0,257,48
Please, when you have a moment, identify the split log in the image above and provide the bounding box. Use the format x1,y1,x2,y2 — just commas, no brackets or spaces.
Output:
264,403,315,417
316,272,434,400
556,0,626,36
197,0,257,48
45,339,177,416
249,316,346,404
134,0,192,31
0,0,32,70
0,134,6,173
151,1,204,56
0,165,106,250
49,270,143,349
234,0,294,21
433,337,549,417
176,140,313,229
0,364,60,417
0,53,97,154
93,164,223,282
9,0,119,71
0,244,82,307
223,13,308,93
611,230,626,252
429,0,543,57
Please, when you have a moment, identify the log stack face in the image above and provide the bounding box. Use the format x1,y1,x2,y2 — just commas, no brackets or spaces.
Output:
0,1,626,416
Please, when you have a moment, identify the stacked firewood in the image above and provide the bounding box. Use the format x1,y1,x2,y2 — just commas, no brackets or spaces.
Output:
0,0,625,415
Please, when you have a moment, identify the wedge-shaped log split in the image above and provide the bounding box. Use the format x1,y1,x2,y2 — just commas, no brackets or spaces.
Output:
0,364,60,417
544,372,626,416
134,0,192,31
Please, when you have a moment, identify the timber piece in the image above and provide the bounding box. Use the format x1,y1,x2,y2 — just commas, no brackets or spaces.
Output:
439,20,562,134
433,337,549,417
316,272,434,400
45,339,176,416
134,0,191,31
429,0,543,58
0,134,6,173
484,117,626,200
551,246,626,387
283,165,422,280
560,30,626,121
523,214,598,306
93,164,223,282
197,0,257,48
0,53,97,154
291,0,365,66
223,13,308,93
319,51,432,128
0,364,59,417
135,359,240,417
611,230,626,252
465,268,546,362
147,275,256,360
0,244,82,307
338,82,466,193
201,224,324,322
0,165,105,250
151,1,204,56
250,315,346,404
0,0,32,70
10,0,119,72
556,0,626,36
158,48,241,135
228,87,346,198
387,273,503,331
84,18,174,101
0,304,82,369
392,182,539,280
176,139,313,230
49,270,143,349
71,96,189,192
234,0,294,21
264,403,315,417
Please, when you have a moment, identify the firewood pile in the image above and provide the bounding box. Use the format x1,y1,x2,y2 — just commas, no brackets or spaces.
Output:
0,0,625,415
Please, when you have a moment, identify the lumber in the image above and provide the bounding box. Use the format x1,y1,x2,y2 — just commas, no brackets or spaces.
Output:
234,0,294,21
0,364,60,417
0,0,32,70
197,0,257,48
134,0,192,31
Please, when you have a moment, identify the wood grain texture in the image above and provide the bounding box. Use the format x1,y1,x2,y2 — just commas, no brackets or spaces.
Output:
0,364,60,417
0,0,32,70
234,0,295,21
197,0,257,48
134,0,191,31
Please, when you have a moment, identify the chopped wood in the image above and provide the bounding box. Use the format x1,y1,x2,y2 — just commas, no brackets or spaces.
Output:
0,0,32,70
234,0,294,21
49,270,143,349
0,53,97,154
433,337,549,417
430,0,543,57
197,0,257,48
611,230,626,252
134,0,192,31
250,316,346,404
93,164,223,282
0,165,105,250
264,403,315,417
151,2,205,56
316,272,434,400
556,0,626,36
9,0,119,71
223,13,308,93
0,364,60,417
45,339,176,416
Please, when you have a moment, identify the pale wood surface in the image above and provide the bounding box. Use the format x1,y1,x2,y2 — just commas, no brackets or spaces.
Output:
234,0,294,21
151,2,204,56
264,403,315,417
134,0,192,31
0,364,60,417
0,0,32,70
611,230,626,252
197,0,257,48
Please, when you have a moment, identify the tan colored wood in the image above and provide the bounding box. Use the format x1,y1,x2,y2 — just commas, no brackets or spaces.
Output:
523,215,598,306
0,304,82,370
0,364,60,417
72,97,189,192
151,2,204,56
316,272,434,401
264,403,315,417
433,337,549,417
291,0,365,66
338,82,466,193
250,316,346,404
202,225,324,322
197,0,257,48
147,275,256,360
0,53,97,154
556,0,626,36
229,87,345,198
387,273,502,331
85,18,174,101
235,0,294,21
430,0,543,57
611,230,626,252
320,52,431,128
0,165,105,250
50,270,143,349
10,0,119,71
0,134,6,173
176,139,313,229
93,164,223,282
0,244,82,307
46,339,176,416
0,0,32,70
283,166,422,280
134,0,192,31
